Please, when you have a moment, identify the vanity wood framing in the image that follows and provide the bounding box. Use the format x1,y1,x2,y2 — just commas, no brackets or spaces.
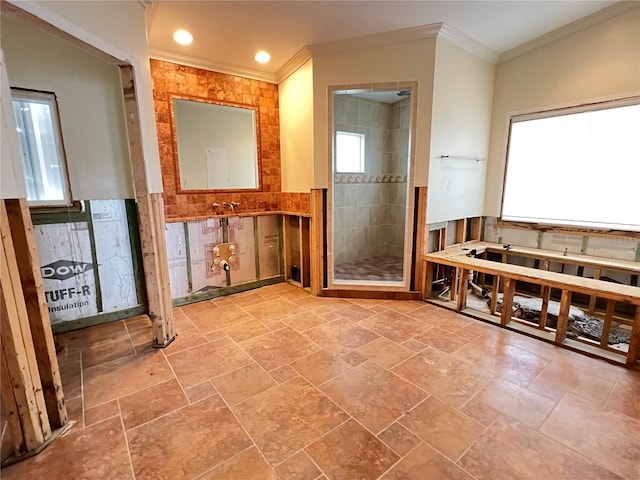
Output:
422,241,640,367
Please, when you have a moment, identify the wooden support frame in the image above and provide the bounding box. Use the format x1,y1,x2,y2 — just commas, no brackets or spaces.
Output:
0,200,51,455
600,299,615,348
4,199,67,428
423,261,434,301
588,269,601,314
555,290,572,345
310,189,325,295
500,277,516,326
457,269,469,311
120,66,175,347
626,306,640,367
539,285,551,330
412,187,427,293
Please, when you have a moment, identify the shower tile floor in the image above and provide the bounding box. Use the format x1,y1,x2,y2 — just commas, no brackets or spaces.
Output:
334,255,404,282
2,282,639,480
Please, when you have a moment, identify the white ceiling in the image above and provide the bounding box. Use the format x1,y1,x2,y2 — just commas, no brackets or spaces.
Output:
146,0,617,82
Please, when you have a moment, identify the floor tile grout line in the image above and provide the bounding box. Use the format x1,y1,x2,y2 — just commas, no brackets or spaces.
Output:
160,349,192,401
83,376,179,413
454,412,500,465
191,444,256,480
206,382,284,476
116,399,137,480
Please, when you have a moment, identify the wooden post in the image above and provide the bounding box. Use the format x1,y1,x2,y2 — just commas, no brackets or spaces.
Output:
120,66,174,347
283,215,292,281
539,285,551,330
300,217,311,288
457,269,469,311
309,189,324,295
555,290,572,345
471,217,482,241
4,199,67,428
626,305,640,367
489,274,500,315
412,187,427,292
455,219,466,244
0,202,51,455
423,261,434,300
588,269,601,314
600,299,615,348
500,277,515,326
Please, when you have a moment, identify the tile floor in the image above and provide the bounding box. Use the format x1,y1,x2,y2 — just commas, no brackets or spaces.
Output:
2,282,639,480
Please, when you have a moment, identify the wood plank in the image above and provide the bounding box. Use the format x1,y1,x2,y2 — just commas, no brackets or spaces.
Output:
283,215,292,281
4,199,66,428
455,218,466,244
309,189,324,295
301,217,311,288
588,269,601,314
600,299,615,348
412,187,427,292
626,306,640,367
0,203,50,441
471,217,482,241
120,67,175,347
539,286,551,330
0,348,23,454
555,290,572,345
457,269,469,311
0,233,48,452
489,274,499,315
423,261,434,300
500,277,516,326
423,243,640,304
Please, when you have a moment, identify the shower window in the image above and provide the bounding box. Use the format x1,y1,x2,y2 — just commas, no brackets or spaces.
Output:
335,131,365,173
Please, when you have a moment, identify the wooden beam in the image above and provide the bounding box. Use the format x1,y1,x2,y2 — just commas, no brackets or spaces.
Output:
588,269,601,314
539,285,551,330
471,217,482,241
423,261,434,300
626,305,640,367
309,189,324,295
457,269,469,311
600,299,615,348
0,207,50,454
489,275,500,315
555,290,572,345
500,277,516,326
455,218,466,244
120,66,175,347
4,199,66,428
412,187,427,293
301,217,311,288
0,348,23,455
283,216,292,281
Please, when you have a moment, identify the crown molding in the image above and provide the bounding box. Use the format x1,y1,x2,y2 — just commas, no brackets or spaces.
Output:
275,46,312,83
138,0,155,7
307,23,443,58
148,48,278,84
437,24,499,64
499,1,640,64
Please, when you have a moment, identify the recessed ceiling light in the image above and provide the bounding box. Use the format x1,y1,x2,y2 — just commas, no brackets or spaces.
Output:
254,50,271,64
173,29,193,46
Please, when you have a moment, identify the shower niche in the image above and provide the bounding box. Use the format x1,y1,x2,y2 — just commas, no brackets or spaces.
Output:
329,85,416,289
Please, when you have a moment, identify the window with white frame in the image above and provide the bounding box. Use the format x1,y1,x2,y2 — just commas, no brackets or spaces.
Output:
11,89,71,206
502,98,640,232
335,131,365,173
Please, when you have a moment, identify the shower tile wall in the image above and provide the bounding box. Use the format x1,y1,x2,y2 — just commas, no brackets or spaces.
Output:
333,95,409,266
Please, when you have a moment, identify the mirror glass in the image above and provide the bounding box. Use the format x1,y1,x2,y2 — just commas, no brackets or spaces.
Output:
331,88,412,285
172,98,259,190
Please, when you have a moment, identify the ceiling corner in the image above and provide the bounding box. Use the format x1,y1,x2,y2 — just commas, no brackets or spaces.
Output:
437,24,499,64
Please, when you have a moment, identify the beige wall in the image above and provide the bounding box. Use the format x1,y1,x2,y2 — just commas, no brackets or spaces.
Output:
0,49,26,199
12,0,163,193
2,15,133,200
485,6,640,216
312,38,436,189
427,37,495,224
279,59,314,192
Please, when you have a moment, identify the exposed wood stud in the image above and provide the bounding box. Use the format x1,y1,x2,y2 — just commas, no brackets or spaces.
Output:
539,285,551,330
588,269,601,314
412,187,427,292
600,299,615,348
626,306,640,367
500,277,515,326
309,189,324,295
423,261,434,300
457,269,469,311
120,66,175,347
555,290,572,345
4,199,67,428
489,274,500,315
455,219,466,244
